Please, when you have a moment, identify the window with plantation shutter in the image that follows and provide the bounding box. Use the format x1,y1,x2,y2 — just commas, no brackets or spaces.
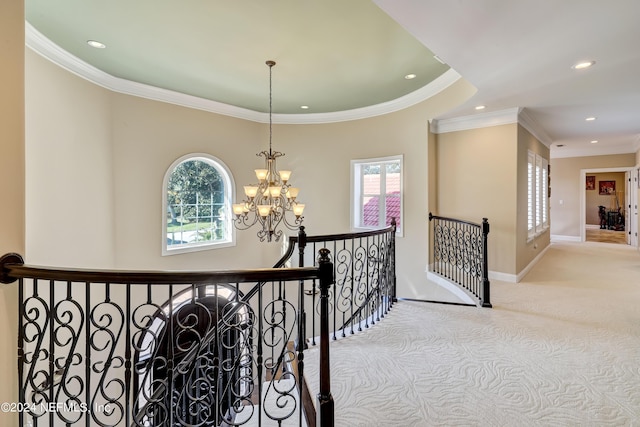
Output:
527,150,549,240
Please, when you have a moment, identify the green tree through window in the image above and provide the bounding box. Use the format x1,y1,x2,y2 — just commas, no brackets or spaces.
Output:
165,155,234,253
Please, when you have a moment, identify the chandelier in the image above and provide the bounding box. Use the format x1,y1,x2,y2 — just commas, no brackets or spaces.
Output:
232,60,305,242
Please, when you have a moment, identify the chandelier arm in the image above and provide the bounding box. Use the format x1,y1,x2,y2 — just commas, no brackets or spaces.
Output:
281,211,304,230
233,213,261,230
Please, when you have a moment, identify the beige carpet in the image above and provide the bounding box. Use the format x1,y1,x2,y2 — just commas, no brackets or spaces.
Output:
304,241,640,426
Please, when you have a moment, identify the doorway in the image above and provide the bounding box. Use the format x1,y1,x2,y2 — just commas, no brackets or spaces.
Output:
580,167,634,245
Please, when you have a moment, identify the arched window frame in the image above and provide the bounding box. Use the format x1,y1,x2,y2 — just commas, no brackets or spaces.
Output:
162,153,236,255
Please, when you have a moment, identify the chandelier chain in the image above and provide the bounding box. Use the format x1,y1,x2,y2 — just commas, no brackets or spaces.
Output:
268,60,274,156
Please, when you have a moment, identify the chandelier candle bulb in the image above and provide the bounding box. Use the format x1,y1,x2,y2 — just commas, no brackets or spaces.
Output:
232,204,245,216
268,186,282,197
257,205,272,217
287,187,299,200
279,170,291,182
244,186,259,198
293,204,305,217
255,169,268,181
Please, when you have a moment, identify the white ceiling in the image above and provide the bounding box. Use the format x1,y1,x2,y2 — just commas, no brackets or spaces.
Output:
25,0,640,159
376,0,640,158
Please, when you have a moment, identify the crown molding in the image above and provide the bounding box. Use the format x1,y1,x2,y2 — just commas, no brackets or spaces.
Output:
551,142,640,159
26,22,461,125
430,107,521,134
25,22,265,122
274,69,462,124
518,108,552,147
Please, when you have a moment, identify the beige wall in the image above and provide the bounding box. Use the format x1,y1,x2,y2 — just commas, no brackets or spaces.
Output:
435,124,518,276
26,50,116,268
0,2,23,425
110,78,476,298
110,93,279,270
551,154,636,239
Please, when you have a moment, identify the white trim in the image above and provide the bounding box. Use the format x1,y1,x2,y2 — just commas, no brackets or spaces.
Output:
430,107,520,134
488,271,517,283
515,243,552,283
25,22,462,125
551,235,581,242
552,138,640,159
518,109,552,147
426,271,478,306
350,155,404,236
579,167,634,243
274,69,462,124
162,153,236,256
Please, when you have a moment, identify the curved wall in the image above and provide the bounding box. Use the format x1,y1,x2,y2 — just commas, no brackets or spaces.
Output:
25,45,476,298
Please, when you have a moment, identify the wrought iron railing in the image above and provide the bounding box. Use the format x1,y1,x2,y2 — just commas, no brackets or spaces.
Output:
277,220,396,344
0,251,335,427
428,213,491,308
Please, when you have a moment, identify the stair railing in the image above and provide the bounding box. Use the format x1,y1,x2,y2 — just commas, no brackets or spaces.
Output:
277,220,396,345
428,213,492,308
0,251,335,427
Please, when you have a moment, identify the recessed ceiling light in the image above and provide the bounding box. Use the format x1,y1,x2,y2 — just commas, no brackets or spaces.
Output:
87,40,106,49
572,60,595,70
590,140,598,144
300,105,309,110
475,105,486,110
404,74,417,80
585,117,597,121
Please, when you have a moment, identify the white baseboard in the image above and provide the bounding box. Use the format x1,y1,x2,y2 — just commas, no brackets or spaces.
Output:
515,243,552,282
551,234,581,242
427,241,552,286
488,271,516,283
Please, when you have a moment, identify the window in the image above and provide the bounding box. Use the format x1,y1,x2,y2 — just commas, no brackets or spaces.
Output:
527,150,549,239
351,155,403,235
163,154,235,255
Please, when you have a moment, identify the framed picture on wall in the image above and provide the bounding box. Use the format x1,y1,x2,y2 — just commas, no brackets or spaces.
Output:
599,180,616,195
586,175,595,190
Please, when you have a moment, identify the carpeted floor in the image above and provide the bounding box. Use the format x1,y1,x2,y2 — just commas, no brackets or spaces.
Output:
304,241,640,426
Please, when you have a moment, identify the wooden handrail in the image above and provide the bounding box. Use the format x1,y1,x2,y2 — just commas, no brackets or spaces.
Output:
0,252,319,285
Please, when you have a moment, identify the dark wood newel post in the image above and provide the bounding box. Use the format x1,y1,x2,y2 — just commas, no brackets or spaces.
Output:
316,248,335,427
296,226,308,352
390,218,397,302
481,218,492,308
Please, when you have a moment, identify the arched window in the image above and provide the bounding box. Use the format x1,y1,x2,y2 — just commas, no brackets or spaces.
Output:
163,154,235,255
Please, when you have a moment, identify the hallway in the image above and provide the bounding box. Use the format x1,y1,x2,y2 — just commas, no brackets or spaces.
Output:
303,241,640,426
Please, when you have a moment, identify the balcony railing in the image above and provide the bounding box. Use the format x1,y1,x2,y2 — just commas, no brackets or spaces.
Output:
0,251,335,427
278,220,397,344
428,213,491,308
